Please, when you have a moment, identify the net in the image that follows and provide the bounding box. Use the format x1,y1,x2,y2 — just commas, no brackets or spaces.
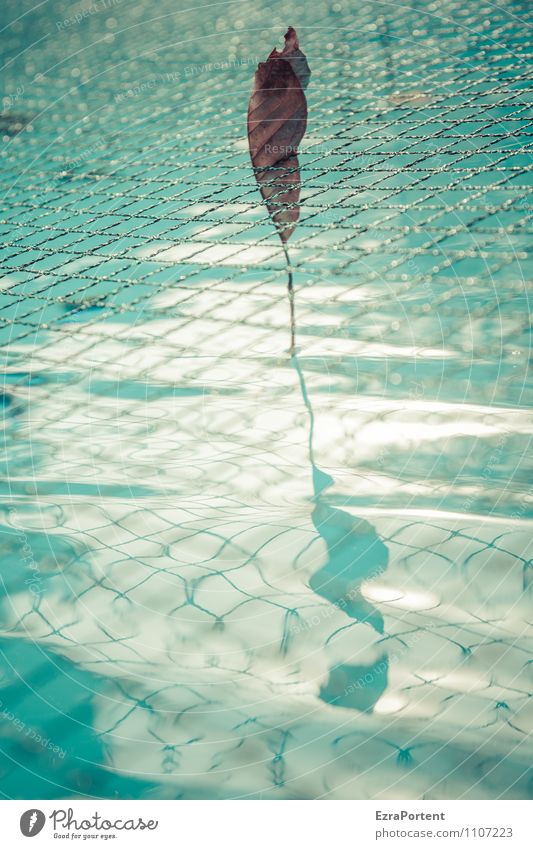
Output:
0,0,531,799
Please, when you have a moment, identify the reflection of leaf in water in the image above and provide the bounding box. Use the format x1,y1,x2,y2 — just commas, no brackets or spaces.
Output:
310,503,388,634
292,352,390,712
320,656,389,714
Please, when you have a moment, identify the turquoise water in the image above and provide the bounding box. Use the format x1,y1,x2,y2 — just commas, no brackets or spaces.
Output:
0,0,532,799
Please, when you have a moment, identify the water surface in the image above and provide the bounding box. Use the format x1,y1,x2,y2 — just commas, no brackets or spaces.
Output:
0,0,531,799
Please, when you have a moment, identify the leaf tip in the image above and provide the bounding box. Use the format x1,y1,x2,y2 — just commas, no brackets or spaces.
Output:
283,26,299,52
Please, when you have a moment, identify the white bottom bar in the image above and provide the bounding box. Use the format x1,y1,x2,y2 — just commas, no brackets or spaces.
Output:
3,799,531,848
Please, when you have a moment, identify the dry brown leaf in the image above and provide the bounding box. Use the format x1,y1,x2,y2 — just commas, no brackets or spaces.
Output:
247,27,310,353
247,26,310,244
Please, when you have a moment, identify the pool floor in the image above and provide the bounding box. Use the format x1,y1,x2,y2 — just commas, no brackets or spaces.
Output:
0,0,531,799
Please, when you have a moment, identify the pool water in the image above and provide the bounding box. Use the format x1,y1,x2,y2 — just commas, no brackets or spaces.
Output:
0,0,531,799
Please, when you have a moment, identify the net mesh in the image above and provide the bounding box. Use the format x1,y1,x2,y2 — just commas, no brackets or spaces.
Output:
0,0,531,799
